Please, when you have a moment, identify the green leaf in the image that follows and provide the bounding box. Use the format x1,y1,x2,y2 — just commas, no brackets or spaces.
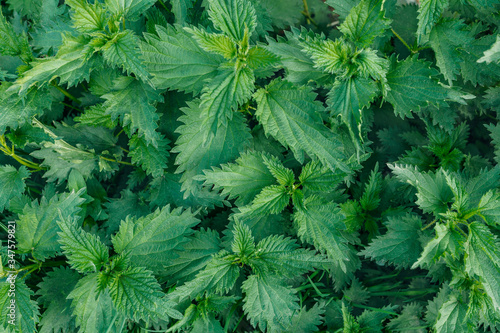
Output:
389,165,453,215
65,0,107,34
416,0,449,44
247,46,279,70
251,234,325,277
254,78,349,173
0,84,53,134
0,278,39,333
16,189,85,260
105,0,156,20
75,104,116,129
57,215,109,273
325,0,359,20
37,267,79,333
465,222,500,312
169,251,240,302
102,76,163,147
429,19,472,85
242,275,299,332
199,151,276,206
327,77,378,145
299,160,345,193
199,65,255,133
112,205,199,273
0,10,31,62
191,315,225,333
0,165,29,212
207,0,257,41
248,185,290,216
360,213,425,269
231,220,256,259
141,24,224,94
100,30,150,82
435,293,469,333
388,303,426,333
161,228,222,285
478,34,500,64
185,26,237,59
262,154,294,187
67,274,123,333
290,303,325,333
109,266,174,322
12,34,101,95
339,0,391,48
412,223,465,269
171,0,195,25
293,200,360,288
173,100,251,196
265,27,331,85
128,134,169,178
385,56,454,118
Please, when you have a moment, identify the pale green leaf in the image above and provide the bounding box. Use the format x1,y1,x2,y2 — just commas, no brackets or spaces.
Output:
0,278,39,333
185,26,237,59
66,0,107,34
168,251,240,302
199,151,276,206
231,220,256,259
141,24,224,94
207,0,257,41
262,154,294,187
478,34,500,64
105,0,156,20
325,0,359,20
435,293,469,333
101,30,150,82
339,0,391,47
299,160,345,193
67,274,123,333
412,223,465,269
465,223,500,312
416,0,449,44
248,185,290,216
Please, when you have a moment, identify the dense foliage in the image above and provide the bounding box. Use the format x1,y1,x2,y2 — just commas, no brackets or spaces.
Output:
0,0,499,332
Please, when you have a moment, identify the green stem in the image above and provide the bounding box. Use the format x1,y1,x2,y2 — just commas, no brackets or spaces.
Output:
60,101,82,113
0,145,43,171
157,0,170,12
52,83,81,104
301,0,318,27
100,155,133,166
351,303,399,315
391,28,414,53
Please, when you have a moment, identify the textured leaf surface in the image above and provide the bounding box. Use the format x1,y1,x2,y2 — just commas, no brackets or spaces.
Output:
435,294,469,333
465,223,500,311
254,78,349,173
0,278,39,333
416,0,449,43
112,205,199,273
0,165,28,212
339,0,391,47
128,134,169,178
242,275,299,332
16,190,85,260
105,0,156,20
57,216,109,273
207,0,257,41
173,100,251,196
141,25,223,94
385,56,453,118
360,214,424,269
200,151,276,206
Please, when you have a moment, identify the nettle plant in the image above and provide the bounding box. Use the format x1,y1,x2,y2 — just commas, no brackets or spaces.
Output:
0,0,499,332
